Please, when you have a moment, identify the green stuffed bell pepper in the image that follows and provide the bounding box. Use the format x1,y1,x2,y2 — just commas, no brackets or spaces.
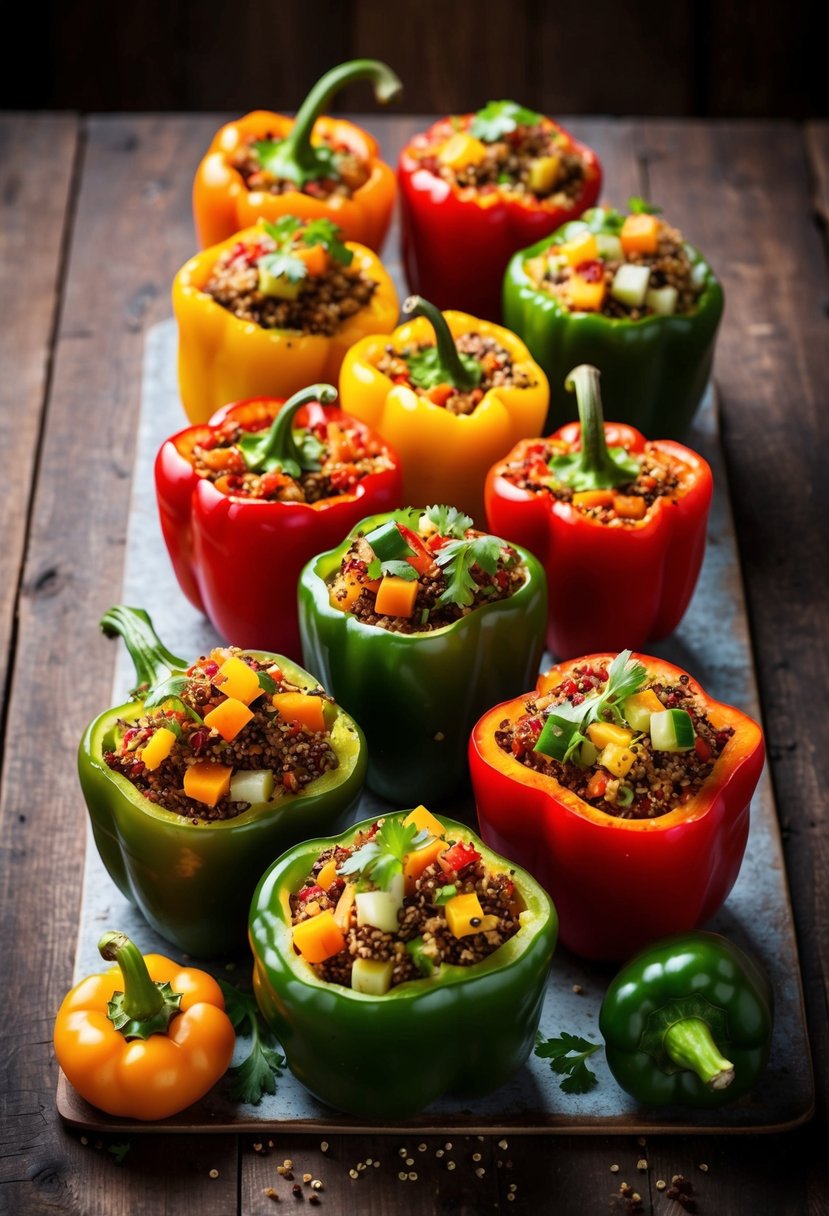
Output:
249,807,558,1118
502,202,724,435
297,506,547,803
599,931,773,1108
79,605,366,958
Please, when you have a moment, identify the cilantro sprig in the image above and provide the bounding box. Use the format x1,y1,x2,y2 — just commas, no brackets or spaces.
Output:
338,819,430,890
470,99,543,142
218,979,285,1105
424,504,472,539
534,650,647,764
535,1031,601,1094
142,675,203,724
253,137,338,185
434,534,505,608
256,216,352,297
366,557,419,582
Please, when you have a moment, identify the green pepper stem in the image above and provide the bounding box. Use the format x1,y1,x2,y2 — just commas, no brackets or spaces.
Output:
550,364,639,491
239,384,337,475
100,606,188,691
276,59,402,183
99,931,182,1039
663,1017,736,1091
402,296,478,392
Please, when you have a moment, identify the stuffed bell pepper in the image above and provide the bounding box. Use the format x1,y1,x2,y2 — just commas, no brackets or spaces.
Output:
155,384,403,661
249,807,557,1118
470,650,764,961
503,201,724,434
339,296,548,521
193,59,401,251
485,364,713,658
79,606,366,958
299,506,547,803
399,100,601,320
173,215,398,422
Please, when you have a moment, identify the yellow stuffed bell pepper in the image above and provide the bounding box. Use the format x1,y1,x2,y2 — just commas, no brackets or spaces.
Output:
173,217,399,423
338,296,549,521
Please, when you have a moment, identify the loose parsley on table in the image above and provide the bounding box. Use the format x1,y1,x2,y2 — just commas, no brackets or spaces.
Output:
218,980,285,1105
535,1030,601,1094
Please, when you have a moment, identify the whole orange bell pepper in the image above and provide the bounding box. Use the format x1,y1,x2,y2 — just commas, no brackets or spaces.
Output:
193,59,401,251
338,296,549,521
54,931,235,1120
173,222,399,423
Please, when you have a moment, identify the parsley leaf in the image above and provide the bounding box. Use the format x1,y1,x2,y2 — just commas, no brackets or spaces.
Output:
252,138,337,184
338,819,430,890
301,218,354,267
534,650,647,762
406,344,483,392
424,504,473,539
261,216,303,245
380,560,419,581
258,251,308,284
435,535,504,608
257,670,278,695
218,979,285,1105
628,195,663,215
535,1031,601,1094
143,675,203,724
107,1142,131,1164
470,99,543,142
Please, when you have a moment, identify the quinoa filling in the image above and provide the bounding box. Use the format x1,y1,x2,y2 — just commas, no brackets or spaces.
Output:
415,101,587,203
524,204,708,319
326,506,526,633
203,216,377,336
289,813,522,992
375,331,534,416
189,412,394,503
105,648,338,822
495,653,734,820
495,438,689,525
230,133,370,199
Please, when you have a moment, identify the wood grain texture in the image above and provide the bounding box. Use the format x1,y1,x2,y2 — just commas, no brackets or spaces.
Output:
0,115,77,713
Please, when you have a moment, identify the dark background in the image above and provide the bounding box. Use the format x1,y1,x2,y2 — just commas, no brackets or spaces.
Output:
5,0,824,118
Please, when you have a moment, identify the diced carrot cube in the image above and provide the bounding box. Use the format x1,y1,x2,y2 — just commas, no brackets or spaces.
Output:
213,656,261,705
613,494,648,520
295,243,329,276
183,761,233,807
437,132,488,169
573,489,615,509
374,575,418,618
272,692,326,733
567,273,606,312
317,859,340,891
325,421,355,463
204,697,254,742
292,909,346,964
620,213,659,255
141,727,177,771
403,805,447,838
330,573,363,612
403,837,446,895
559,231,598,265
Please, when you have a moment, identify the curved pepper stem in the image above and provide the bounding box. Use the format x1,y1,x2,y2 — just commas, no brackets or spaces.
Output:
238,383,338,477
663,1017,736,1091
101,606,188,692
99,931,182,1041
401,296,482,393
550,364,639,490
262,60,402,188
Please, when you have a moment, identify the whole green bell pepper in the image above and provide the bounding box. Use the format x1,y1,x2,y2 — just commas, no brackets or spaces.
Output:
502,206,724,435
297,510,547,803
78,606,366,958
599,931,773,1107
249,811,558,1118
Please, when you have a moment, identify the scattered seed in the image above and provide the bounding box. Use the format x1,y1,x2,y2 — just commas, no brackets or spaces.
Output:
656,1180,667,1191
373,1162,380,1169
284,1159,293,1169
405,1157,414,1166
254,1143,263,1153
263,1187,279,1202
509,1184,518,1193
311,1180,323,1190
699,1163,709,1172
418,1143,427,1152
303,1173,312,1183
398,1147,408,1158
365,1158,373,1166
408,1172,418,1181
447,1161,456,1171
507,1196,515,1204
80,1137,89,1146
358,1163,367,1173
572,984,584,994
398,1171,407,1181
498,1139,509,1150
610,1164,620,1173
209,1169,219,1179
348,1169,358,1180
436,1149,445,1159
445,1142,453,1150
320,1142,329,1153
637,1136,646,1147
472,1152,482,1162
637,1159,648,1171
475,1167,486,1178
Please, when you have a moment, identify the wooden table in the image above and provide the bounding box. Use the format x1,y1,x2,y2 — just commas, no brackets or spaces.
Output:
1,113,827,1215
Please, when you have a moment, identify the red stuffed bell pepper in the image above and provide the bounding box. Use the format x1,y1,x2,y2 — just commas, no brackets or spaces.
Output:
155,384,402,661
470,650,764,961
399,99,601,321
485,364,712,658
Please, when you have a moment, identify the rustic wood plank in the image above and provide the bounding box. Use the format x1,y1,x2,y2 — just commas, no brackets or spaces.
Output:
637,116,829,1197
0,115,238,1212
0,115,77,710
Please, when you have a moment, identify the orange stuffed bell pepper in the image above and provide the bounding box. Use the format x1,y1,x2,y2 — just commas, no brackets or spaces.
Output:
54,931,235,1120
338,295,549,521
193,59,401,251
173,216,398,423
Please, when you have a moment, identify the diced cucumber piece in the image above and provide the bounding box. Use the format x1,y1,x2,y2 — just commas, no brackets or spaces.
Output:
690,260,709,291
534,714,570,761
596,233,623,261
351,958,394,995
611,263,651,307
650,708,696,752
229,768,274,804
355,890,402,933
363,520,413,562
258,266,302,300
576,740,599,768
645,286,678,316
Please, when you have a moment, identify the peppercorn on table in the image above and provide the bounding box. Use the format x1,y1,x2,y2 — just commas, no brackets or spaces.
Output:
2,112,829,1216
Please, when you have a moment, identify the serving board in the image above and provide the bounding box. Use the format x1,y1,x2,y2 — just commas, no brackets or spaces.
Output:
57,319,814,1135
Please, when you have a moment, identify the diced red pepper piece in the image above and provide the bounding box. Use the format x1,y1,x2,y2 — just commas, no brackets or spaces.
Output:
439,840,481,873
